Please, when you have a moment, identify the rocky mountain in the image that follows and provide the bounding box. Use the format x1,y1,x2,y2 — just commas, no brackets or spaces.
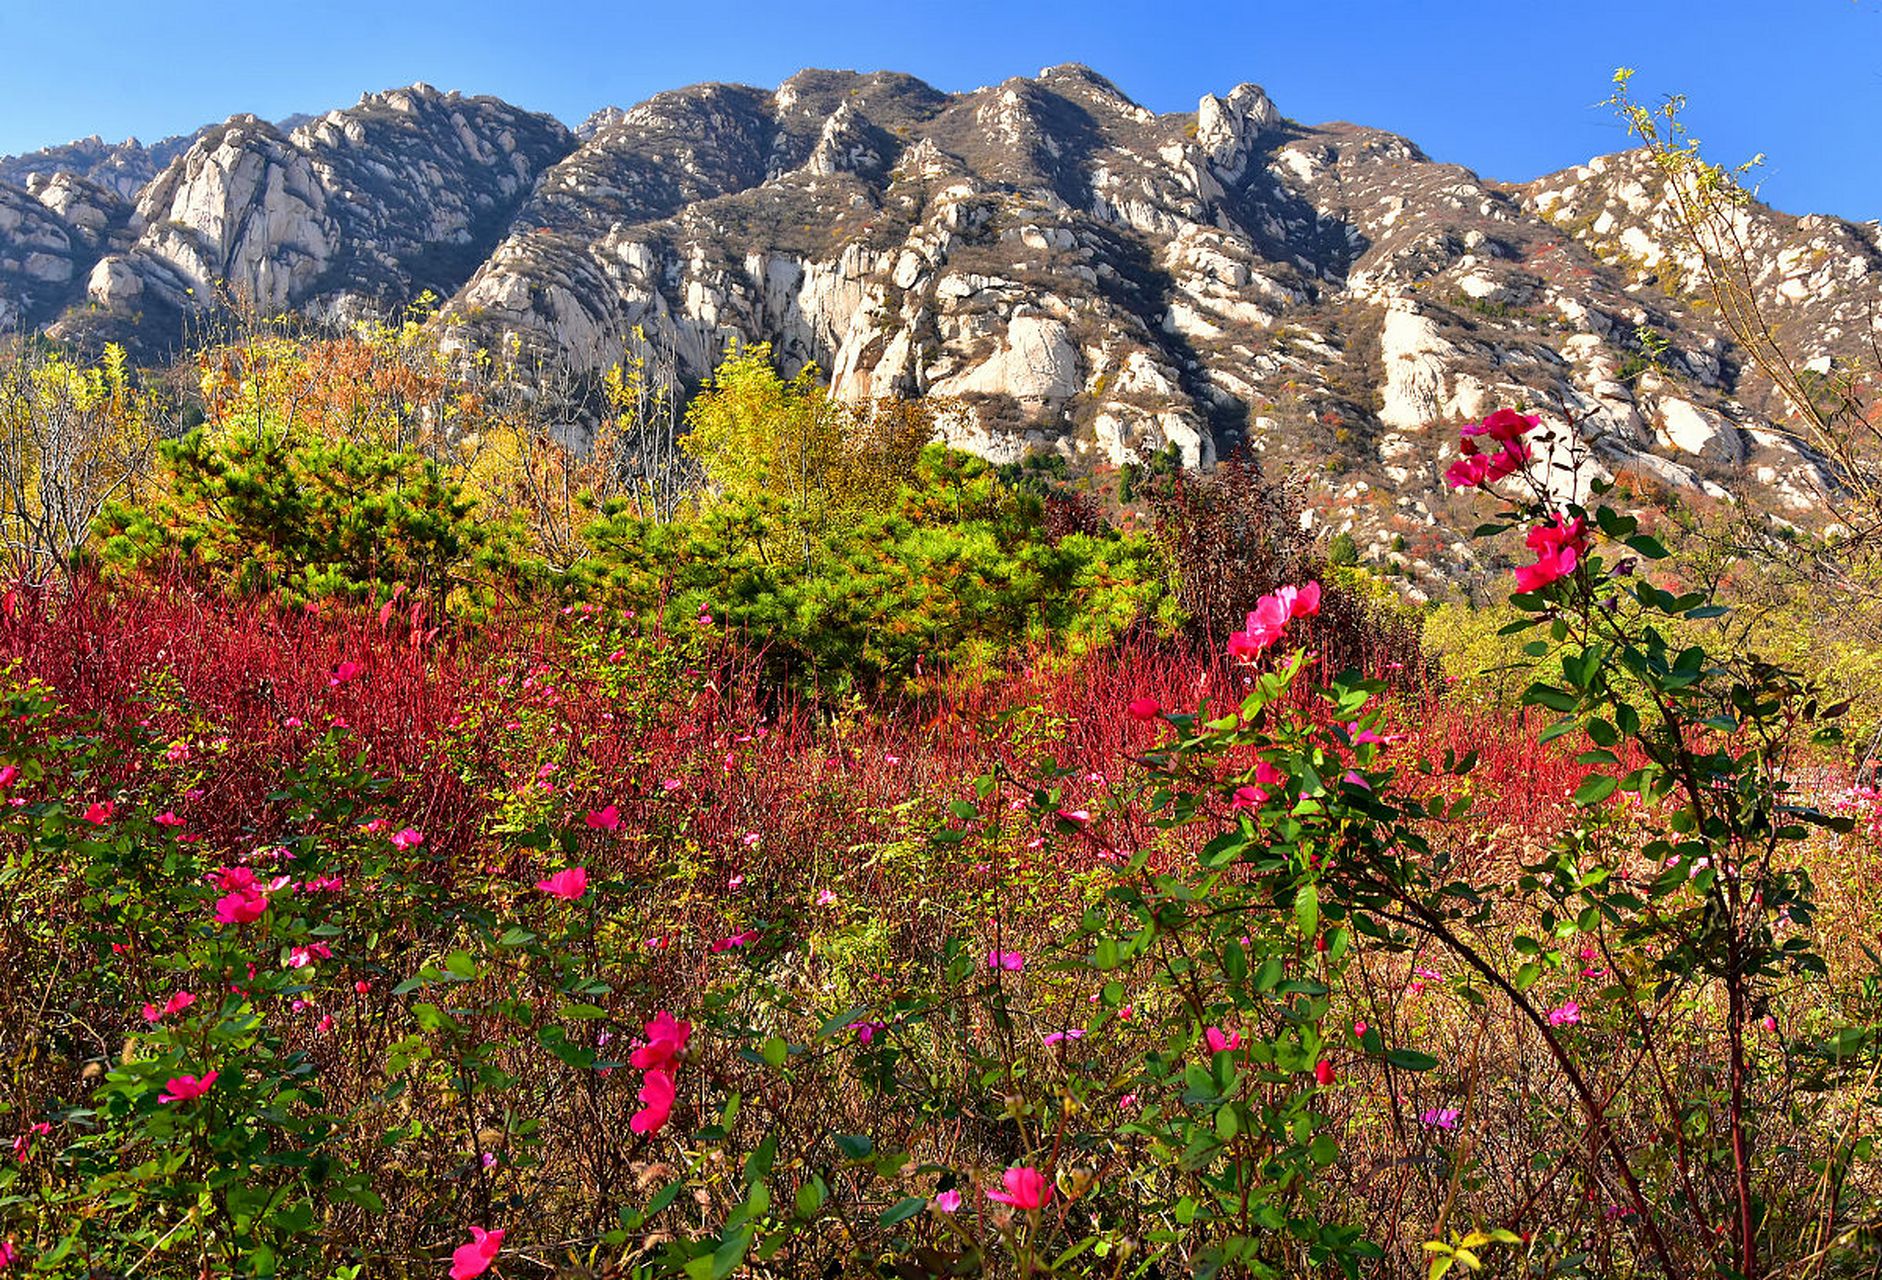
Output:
4,66,1878,583
1,86,573,344
0,130,206,201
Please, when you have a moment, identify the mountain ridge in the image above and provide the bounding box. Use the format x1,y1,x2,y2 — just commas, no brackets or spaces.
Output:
4,65,1877,588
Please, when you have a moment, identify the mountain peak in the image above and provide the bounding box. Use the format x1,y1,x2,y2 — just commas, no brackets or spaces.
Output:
1036,63,1130,94
2,67,1872,591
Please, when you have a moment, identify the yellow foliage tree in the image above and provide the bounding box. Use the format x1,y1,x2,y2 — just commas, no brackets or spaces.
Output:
681,342,936,562
0,342,159,586
195,311,494,468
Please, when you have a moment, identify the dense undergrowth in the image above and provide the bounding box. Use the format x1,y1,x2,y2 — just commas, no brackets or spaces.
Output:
5,326,1882,1278
0,567,1628,1279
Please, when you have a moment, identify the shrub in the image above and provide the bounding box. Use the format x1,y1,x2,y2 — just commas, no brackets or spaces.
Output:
577,444,1168,691
80,337,1172,695
1144,458,1425,680
7,418,1877,1277
681,342,934,552
93,425,513,609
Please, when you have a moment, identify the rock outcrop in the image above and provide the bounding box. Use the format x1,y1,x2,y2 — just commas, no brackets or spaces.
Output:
9,86,575,345
0,175,135,331
0,130,207,201
3,66,1877,579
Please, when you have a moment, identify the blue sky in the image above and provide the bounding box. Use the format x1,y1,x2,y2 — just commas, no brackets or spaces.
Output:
2,0,1878,219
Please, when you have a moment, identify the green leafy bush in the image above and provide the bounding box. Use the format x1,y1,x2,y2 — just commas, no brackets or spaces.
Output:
578,444,1169,690
93,426,509,609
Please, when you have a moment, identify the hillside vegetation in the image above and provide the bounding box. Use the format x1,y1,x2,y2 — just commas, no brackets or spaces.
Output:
0,293,1880,1280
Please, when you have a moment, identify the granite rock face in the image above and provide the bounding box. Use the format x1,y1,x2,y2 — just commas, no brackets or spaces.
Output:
0,130,206,201
2,86,572,342
4,66,1877,573
432,64,1875,522
0,175,135,331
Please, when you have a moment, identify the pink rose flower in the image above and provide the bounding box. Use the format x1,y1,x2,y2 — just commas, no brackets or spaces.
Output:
986,1165,1052,1211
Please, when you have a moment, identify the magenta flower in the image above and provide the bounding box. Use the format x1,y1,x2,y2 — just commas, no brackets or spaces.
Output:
81,800,114,825
327,660,364,688
287,942,332,969
626,1011,690,1136
849,1020,888,1045
933,1189,963,1213
1447,410,1539,489
206,865,257,893
1514,546,1579,593
534,867,589,901
142,990,197,1023
1228,607,1284,657
710,928,760,953
1204,1026,1242,1053
1514,514,1589,593
629,1066,677,1135
389,827,424,851
1547,1000,1582,1027
584,805,622,831
1346,721,1386,746
1227,582,1321,658
1463,406,1541,443
1420,1107,1461,1130
1445,438,1530,489
986,1165,1052,1211
985,949,1025,972
157,1071,218,1105
450,1226,504,1280
214,887,268,925
629,1012,692,1071
1126,697,1160,720
0,765,18,788
1445,453,1488,489
10,1122,49,1164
